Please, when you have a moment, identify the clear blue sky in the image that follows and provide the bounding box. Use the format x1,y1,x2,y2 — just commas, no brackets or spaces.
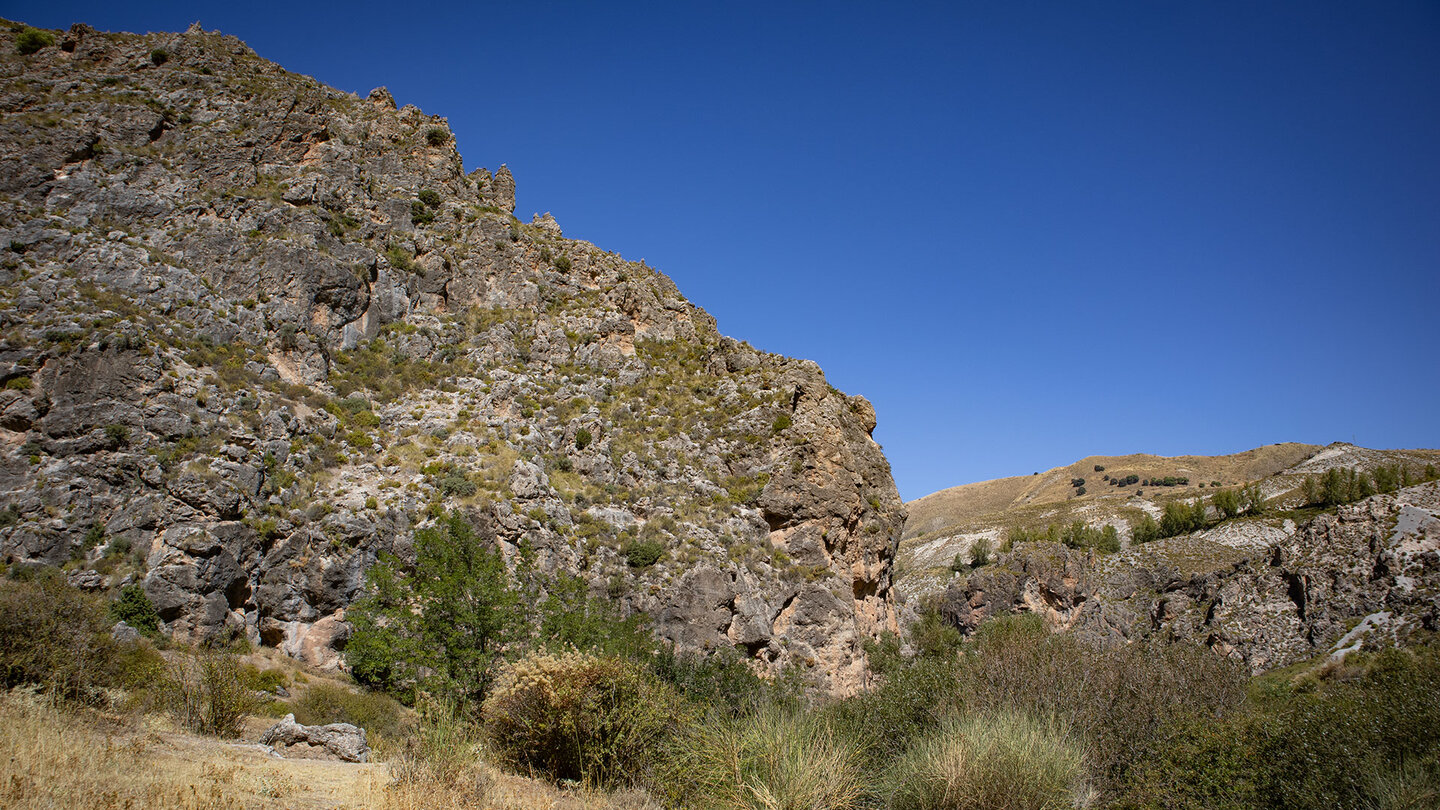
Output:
9,2,1439,500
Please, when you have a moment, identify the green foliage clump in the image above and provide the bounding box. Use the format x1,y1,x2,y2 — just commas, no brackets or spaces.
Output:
346,512,518,705
483,650,689,788
423,128,449,147
622,538,665,568
162,651,264,738
15,27,54,55
887,710,1086,810
1131,511,1161,544
574,427,592,450
109,584,160,637
0,574,123,699
417,188,442,208
1159,498,1209,537
1122,645,1440,810
292,681,406,739
149,48,168,65
1008,521,1119,553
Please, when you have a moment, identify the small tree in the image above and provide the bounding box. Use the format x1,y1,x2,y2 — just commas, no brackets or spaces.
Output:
970,537,993,568
1241,483,1266,516
346,512,519,705
1211,488,1241,520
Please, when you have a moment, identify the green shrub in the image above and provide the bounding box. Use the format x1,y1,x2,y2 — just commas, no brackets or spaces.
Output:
483,650,689,788
417,188,442,208
1211,487,1241,519
553,254,573,272
162,650,264,738
772,414,792,433
574,427,592,450
1131,512,1161,544
149,48,168,65
5,376,32,390
15,27,54,55
410,200,436,226
292,681,405,739
0,575,121,700
668,708,865,810
104,423,130,447
887,710,1086,810
109,584,160,637
622,538,664,568
423,128,449,147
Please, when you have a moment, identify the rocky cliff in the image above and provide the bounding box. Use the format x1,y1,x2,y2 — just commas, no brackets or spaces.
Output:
915,446,1440,674
0,21,904,693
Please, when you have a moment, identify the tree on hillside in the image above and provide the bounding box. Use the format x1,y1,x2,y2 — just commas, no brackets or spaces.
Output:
1211,488,1241,520
346,512,520,705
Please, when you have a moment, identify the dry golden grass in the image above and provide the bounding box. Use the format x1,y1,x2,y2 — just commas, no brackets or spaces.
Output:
904,442,1323,540
0,689,658,810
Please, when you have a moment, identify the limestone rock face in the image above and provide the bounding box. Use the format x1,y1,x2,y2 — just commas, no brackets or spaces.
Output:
937,482,1440,673
0,22,903,693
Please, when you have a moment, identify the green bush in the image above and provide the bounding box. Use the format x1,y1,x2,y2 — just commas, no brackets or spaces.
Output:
15,27,54,55
109,584,160,637
574,427,592,450
887,710,1086,810
162,650,264,738
483,650,689,788
1131,512,1161,544
292,681,405,739
417,188,442,208
423,128,449,147
622,538,665,568
0,574,122,700
149,48,168,65
668,708,865,810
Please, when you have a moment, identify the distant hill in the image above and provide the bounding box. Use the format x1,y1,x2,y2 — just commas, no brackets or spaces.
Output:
897,442,1440,603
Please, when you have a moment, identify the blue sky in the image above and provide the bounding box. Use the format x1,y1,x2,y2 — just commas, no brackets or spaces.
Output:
8,2,1439,500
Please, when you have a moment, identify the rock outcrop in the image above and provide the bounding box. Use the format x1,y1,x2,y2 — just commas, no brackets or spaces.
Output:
0,22,904,692
260,713,370,762
936,482,1440,673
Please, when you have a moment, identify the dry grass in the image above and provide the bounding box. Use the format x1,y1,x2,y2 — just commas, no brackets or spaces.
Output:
904,442,1322,540
0,689,659,810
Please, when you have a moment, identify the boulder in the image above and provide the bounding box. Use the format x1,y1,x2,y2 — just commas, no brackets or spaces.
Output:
259,713,369,762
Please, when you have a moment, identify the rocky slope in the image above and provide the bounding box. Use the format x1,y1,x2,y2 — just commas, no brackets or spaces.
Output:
903,444,1440,674
0,21,904,693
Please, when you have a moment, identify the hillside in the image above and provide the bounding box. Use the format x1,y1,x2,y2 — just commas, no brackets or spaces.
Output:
897,442,1440,675
0,21,904,693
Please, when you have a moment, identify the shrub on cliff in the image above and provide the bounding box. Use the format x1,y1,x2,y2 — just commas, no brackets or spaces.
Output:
15,27,54,55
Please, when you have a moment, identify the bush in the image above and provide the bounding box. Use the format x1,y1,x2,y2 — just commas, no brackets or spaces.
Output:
1211,487,1241,520
669,708,865,810
162,651,264,738
969,537,993,568
385,697,490,803
15,27,54,55
417,188,442,208
887,710,1086,810
1131,512,1161,544
0,575,121,699
149,48,168,65
574,427,592,450
423,128,449,147
109,584,160,637
622,538,665,568
292,681,405,739
483,650,689,788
